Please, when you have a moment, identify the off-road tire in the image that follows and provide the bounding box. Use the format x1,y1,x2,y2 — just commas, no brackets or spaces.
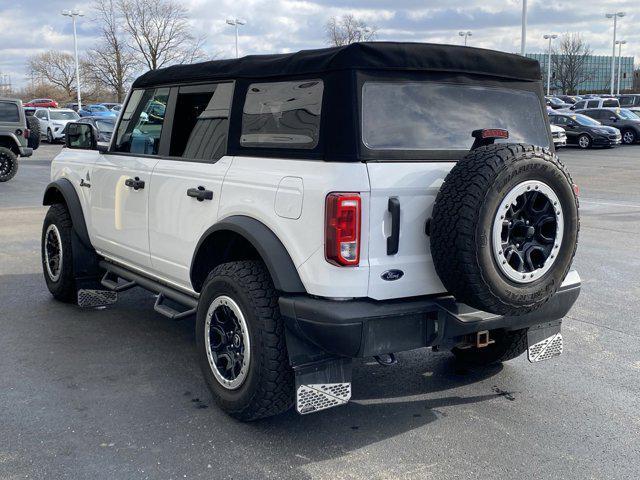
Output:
452,329,528,365
430,144,579,316
41,204,77,302
26,115,40,150
196,260,294,421
0,147,18,182
621,129,636,145
577,134,591,149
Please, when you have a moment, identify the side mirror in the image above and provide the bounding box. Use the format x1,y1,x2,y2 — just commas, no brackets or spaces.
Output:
65,123,99,150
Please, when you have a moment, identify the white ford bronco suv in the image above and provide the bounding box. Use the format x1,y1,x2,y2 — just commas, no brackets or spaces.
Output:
41,42,580,420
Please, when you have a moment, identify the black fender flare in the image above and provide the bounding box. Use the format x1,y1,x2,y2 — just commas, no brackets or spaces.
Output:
190,216,306,293
43,178,92,249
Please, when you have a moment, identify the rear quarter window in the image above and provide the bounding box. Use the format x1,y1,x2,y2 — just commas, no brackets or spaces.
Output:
0,102,19,122
240,80,323,149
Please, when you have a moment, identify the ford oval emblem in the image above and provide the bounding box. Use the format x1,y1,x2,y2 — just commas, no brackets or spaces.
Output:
381,269,404,281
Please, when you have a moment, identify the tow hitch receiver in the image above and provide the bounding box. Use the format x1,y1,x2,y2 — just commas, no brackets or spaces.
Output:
476,330,494,348
527,321,563,362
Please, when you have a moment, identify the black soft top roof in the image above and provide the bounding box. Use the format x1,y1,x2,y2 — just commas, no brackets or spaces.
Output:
132,41,542,88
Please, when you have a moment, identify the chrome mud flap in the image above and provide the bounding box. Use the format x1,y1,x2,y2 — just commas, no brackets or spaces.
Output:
77,289,117,308
294,358,352,415
527,320,563,363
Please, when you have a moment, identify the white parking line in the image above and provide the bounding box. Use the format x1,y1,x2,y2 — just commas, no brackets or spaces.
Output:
580,199,640,209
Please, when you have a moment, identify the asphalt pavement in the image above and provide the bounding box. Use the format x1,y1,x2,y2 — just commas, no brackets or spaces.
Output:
1,143,639,479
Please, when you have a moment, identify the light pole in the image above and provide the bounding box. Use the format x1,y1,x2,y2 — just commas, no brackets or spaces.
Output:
226,18,246,59
616,40,627,95
520,0,527,55
61,9,84,110
605,12,625,95
543,34,558,96
459,31,472,46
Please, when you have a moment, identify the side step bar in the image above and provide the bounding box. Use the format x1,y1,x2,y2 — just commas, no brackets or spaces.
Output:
98,261,198,319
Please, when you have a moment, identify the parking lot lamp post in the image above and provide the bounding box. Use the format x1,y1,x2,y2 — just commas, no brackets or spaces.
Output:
606,12,625,95
61,10,84,111
459,31,472,46
226,18,246,59
543,34,558,96
616,40,626,95
520,0,527,55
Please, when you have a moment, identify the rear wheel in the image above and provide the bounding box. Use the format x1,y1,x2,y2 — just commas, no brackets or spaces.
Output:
26,115,40,150
577,134,591,149
0,147,18,182
196,260,294,421
452,329,528,365
622,129,636,145
41,204,77,302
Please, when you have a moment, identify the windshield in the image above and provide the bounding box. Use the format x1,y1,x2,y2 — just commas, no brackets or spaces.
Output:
91,105,108,112
50,111,79,121
362,82,549,150
573,114,600,126
96,119,115,133
617,109,639,120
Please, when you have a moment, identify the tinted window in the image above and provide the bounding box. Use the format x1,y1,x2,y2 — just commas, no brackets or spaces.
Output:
573,114,600,126
169,83,233,160
113,88,169,155
587,100,599,108
573,101,585,109
550,115,566,126
603,99,619,108
241,80,323,149
50,111,79,121
619,96,634,107
0,102,19,122
362,82,549,150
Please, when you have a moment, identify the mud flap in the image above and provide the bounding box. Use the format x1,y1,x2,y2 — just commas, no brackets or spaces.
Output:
527,320,563,363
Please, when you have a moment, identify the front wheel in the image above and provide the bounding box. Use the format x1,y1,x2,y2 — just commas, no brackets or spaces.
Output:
452,329,528,366
577,134,591,149
622,129,636,145
0,147,18,182
47,129,54,143
41,204,77,302
195,261,294,421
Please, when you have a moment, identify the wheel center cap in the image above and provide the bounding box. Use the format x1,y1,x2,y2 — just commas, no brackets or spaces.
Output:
525,226,535,238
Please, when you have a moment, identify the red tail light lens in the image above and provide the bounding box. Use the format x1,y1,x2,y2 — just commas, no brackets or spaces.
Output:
325,193,361,266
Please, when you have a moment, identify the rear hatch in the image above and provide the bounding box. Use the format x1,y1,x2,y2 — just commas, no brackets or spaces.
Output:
362,80,551,300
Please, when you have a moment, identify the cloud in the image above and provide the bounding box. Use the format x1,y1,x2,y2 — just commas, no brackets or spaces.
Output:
1,0,637,90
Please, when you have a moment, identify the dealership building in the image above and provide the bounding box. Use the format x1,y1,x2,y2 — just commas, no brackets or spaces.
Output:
526,53,635,93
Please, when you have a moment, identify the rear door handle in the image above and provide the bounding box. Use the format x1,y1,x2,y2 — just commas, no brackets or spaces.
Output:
187,186,213,202
124,177,145,190
387,197,400,255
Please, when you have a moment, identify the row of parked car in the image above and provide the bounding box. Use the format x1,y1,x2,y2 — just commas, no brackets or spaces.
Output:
24,106,116,144
23,98,121,117
545,93,640,149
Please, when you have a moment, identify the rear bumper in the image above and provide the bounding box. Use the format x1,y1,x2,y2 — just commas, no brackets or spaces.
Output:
280,271,581,358
19,146,33,157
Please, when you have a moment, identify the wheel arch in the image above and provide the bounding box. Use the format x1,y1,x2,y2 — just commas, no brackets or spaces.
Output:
190,216,306,294
43,178,92,249
0,134,20,155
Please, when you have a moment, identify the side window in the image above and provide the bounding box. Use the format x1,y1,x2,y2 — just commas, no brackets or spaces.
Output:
35,110,45,120
586,100,599,108
0,102,19,122
168,83,233,161
113,88,169,155
552,116,565,126
619,96,633,107
603,99,619,108
240,80,324,149
574,101,584,109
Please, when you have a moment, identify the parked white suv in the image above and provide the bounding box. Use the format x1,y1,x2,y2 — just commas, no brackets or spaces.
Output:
41,43,581,420
34,108,79,143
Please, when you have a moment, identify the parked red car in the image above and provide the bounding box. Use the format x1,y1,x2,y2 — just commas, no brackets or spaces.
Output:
23,98,58,108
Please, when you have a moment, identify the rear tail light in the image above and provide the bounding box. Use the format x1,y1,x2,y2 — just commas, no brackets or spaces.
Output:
325,193,361,266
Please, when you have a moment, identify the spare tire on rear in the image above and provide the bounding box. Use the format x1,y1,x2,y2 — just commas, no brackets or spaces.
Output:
26,115,41,150
430,144,579,316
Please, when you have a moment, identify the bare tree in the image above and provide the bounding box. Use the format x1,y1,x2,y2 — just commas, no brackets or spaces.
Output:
27,51,76,98
551,34,595,95
84,0,137,102
117,0,205,70
326,15,377,47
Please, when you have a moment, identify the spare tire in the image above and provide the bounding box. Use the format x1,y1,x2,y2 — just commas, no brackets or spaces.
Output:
430,144,579,316
26,115,40,150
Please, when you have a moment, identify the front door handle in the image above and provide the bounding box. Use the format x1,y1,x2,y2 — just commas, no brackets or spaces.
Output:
187,186,213,202
124,177,145,190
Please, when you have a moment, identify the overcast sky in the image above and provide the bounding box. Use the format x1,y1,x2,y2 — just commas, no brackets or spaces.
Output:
1,0,637,89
